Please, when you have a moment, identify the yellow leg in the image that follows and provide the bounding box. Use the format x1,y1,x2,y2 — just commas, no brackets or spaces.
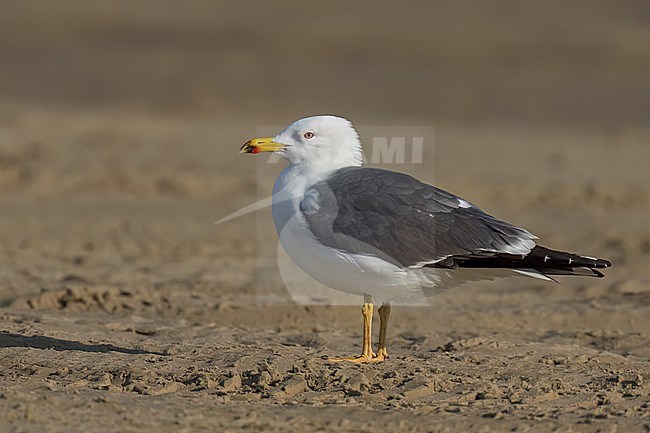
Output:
360,301,375,359
330,295,390,364
375,303,391,361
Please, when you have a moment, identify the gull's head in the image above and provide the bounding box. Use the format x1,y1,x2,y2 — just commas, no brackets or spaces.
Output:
241,115,363,169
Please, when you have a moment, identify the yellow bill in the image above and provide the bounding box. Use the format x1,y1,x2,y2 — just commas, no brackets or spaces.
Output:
240,137,285,154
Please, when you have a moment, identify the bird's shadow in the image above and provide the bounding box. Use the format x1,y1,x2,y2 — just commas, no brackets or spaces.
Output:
0,332,166,356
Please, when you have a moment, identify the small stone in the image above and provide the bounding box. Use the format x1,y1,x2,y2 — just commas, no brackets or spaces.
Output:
221,374,241,392
274,375,307,397
402,383,436,400
346,373,370,394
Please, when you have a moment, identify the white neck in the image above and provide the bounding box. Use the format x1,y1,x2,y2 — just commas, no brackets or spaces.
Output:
271,153,361,235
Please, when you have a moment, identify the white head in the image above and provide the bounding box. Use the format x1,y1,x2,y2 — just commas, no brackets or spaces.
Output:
241,115,363,171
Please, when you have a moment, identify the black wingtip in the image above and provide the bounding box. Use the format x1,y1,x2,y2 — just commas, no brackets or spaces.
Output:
445,246,612,279
596,259,612,268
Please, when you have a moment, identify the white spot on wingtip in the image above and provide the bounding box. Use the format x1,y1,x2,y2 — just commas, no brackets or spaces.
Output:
544,255,550,262
457,199,472,208
513,269,554,281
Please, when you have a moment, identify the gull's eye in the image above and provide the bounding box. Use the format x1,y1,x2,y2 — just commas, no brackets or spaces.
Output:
303,131,315,139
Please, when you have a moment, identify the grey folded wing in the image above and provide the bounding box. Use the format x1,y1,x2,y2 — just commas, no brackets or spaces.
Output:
300,167,536,268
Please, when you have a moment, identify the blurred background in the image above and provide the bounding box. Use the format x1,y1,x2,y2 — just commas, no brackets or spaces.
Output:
0,0,648,320
2,2,650,427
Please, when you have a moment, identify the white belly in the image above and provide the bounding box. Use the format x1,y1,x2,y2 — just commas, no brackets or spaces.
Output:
275,202,436,305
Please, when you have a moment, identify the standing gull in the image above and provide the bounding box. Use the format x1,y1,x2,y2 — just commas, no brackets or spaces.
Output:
240,115,612,363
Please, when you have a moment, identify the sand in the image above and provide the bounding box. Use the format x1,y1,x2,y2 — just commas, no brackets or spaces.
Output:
1,1,649,432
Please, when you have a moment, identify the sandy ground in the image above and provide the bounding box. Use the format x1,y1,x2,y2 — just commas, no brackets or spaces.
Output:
1,1,649,432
